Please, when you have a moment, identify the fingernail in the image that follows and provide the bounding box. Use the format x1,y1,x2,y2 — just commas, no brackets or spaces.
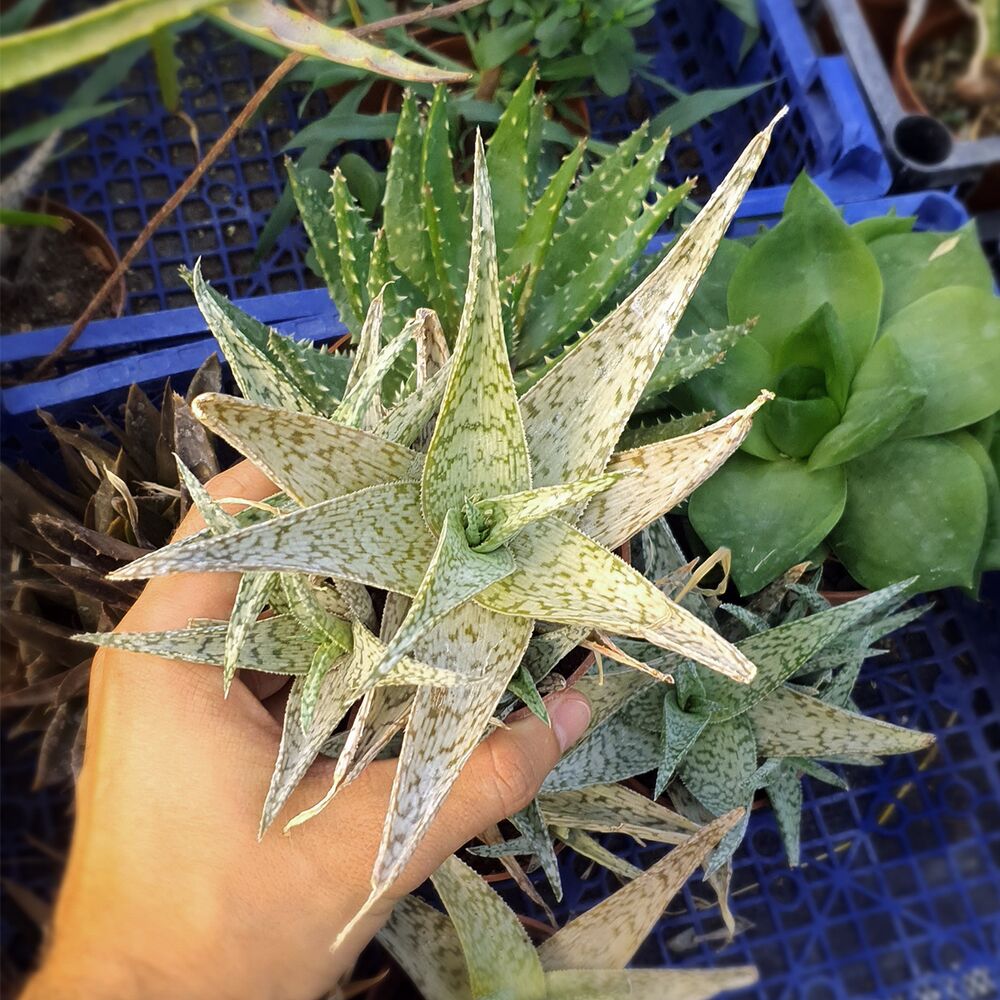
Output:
548,690,592,752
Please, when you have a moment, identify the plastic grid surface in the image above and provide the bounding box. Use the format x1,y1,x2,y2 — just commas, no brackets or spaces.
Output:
499,582,1000,1000
587,0,891,206
3,0,888,321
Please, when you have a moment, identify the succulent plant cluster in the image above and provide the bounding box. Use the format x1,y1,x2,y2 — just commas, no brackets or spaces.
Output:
81,104,782,938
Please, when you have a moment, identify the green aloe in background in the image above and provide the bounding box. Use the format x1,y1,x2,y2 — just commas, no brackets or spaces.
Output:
674,175,1000,594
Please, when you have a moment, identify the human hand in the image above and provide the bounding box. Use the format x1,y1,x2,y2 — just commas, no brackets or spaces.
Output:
24,460,591,1000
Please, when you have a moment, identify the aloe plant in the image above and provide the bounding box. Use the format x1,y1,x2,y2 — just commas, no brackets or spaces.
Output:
78,109,785,933
287,70,752,407
380,812,757,1000
0,0,470,93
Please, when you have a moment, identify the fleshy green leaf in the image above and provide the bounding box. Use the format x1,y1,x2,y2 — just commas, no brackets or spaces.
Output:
680,715,757,815
833,438,989,591
555,826,643,881
331,167,374,332
766,760,804,865
544,967,759,1000
688,453,847,595
333,323,414,430
511,798,563,901
655,691,710,798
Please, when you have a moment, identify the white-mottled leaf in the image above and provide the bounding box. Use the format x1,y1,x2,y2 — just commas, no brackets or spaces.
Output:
224,570,275,695
766,760,804,865
544,967,759,1000
511,798,562,901
477,518,756,683
556,827,644,881
538,809,745,970
192,393,420,506
375,363,450,447
679,715,757,815
580,393,771,549
656,691,710,797
333,323,413,430
112,482,433,596
519,112,786,489
421,134,531,531
750,687,935,758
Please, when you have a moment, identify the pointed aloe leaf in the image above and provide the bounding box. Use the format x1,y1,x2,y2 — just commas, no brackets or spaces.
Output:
263,620,467,835
655,691,711,798
384,92,434,293
187,262,308,413
377,895,472,1000
699,580,914,722
421,133,532,531
519,182,693,365
422,85,467,330
286,161,354,332
520,625,590,687
333,324,413,430
507,661,550,724
520,111,786,489
112,482,433,597
376,507,516,678
477,518,756,683
76,615,314,675
192,394,419,506
504,141,585,286
331,168,374,330
431,854,546,1000
344,283,384,398
511,798,562,902
544,967,759,1000
581,392,771,550
750,687,934,758
175,456,231,532
300,639,347,733
375,362,450,447
264,332,352,416
224,570,274,695
215,3,470,84
617,411,715,453
679,715,757,815
556,826,644,881
370,606,533,895
538,809,745,971
538,784,698,843
766,760,804,865
486,66,538,259
472,472,627,552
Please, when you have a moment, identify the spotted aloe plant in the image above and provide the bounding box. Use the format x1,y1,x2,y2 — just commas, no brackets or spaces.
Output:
80,110,784,930
289,69,752,407
380,811,758,1000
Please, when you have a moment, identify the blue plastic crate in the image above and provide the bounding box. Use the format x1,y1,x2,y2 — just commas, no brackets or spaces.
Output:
587,0,892,211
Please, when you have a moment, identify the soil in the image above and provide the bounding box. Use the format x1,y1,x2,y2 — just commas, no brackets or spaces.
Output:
907,17,1000,139
1,223,118,332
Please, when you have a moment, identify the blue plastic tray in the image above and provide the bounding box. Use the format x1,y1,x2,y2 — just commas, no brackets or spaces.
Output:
1,0,889,320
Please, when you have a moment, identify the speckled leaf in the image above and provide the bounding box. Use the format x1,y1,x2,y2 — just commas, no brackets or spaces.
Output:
421,134,532,531
431,854,546,1000
556,826,643,881
263,332,352,418
679,715,757,815
506,661,550,724
215,3,469,84
699,580,914,722
191,394,419,506
331,168,373,327
370,605,533,896
376,507,515,677
112,481,433,596
478,518,756,683
544,967,759,1000
580,393,771,549
538,809,745,971
766,760,804,865
539,784,697,843
520,112,785,489
345,287,385,396
223,570,275,694
375,363,450,447
300,640,347,733
76,615,314,675
655,691,710,798
333,325,414,431
750,687,934,758
175,457,231,533
617,411,715,451
511,798,562,901
377,895,472,1000
473,473,627,552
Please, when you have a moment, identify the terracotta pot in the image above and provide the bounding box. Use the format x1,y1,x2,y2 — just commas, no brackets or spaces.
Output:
891,2,967,114
26,197,127,318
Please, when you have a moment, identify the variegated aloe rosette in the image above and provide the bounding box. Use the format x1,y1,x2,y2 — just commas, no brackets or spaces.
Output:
82,114,784,933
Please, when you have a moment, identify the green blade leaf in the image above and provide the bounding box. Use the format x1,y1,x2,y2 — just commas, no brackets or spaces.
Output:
511,798,563,901
580,392,770,550
750,686,934,758
331,167,374,332
538,809,745,971
765,760,804,865
215,1,470,84
421,133,532,531
192,394,420,506
556,826,644,881
544,967,759,1000
679,715,757,815
333,322,414,430
376,363,451,447
520,111,785,490
478,518,757,683
112,481,433,596
431,855,546,1000
655,691,710,798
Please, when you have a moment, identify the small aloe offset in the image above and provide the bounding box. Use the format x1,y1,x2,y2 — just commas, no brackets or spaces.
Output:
380,812,758,1000
80,110,785,928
